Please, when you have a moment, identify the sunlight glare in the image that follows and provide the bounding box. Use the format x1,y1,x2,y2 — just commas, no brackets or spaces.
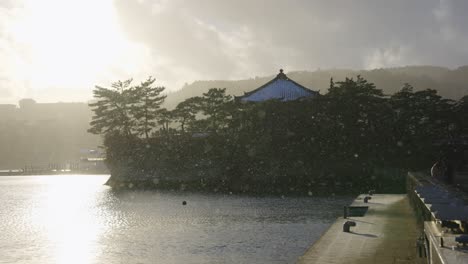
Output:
10,0,149,93
32,176,111,264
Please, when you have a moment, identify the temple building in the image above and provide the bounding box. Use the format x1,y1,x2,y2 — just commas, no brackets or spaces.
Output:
237,69,319,102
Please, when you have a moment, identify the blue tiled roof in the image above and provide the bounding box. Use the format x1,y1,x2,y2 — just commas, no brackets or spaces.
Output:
238,70,318,102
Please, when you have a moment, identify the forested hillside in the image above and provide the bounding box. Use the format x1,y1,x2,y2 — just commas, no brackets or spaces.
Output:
0,101,101,169
164,66,468,108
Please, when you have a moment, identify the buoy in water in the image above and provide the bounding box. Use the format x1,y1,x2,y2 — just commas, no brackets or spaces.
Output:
182,201,187,205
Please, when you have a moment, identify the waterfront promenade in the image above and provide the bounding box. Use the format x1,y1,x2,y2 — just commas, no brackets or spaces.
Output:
297,194,424,264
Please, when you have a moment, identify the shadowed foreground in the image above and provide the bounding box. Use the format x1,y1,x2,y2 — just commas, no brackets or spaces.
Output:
297,194,425,264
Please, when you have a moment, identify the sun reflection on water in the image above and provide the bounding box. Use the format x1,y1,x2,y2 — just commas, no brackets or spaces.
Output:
31,175,110,264
1,175,352,264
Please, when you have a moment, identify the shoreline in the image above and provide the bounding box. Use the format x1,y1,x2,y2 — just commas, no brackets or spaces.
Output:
0,172,109,176
104,176,375,197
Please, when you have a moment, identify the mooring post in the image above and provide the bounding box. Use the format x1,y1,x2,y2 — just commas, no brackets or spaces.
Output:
343,221,356,232
364,196,372,203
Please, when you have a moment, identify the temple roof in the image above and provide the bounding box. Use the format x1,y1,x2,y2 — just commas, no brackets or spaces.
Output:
237,69,318,102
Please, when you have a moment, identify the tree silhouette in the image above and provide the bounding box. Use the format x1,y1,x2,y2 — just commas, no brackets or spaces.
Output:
157,108,173,133
390,84,455,168
172,97,202,132
88,79,135,137
131,77,167,139
198,88,233,132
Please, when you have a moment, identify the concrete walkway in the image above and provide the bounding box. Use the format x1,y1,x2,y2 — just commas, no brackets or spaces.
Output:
297,194,425,264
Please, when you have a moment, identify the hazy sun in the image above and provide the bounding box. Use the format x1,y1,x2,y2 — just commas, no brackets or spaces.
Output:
9,0,149,97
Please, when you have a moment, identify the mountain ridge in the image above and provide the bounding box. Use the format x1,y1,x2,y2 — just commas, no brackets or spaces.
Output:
164,65,468,108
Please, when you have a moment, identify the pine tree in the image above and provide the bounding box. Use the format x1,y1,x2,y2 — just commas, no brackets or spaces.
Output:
157,108,173,132
172,97,202,132
199,88,233,133
88,79,135,137
131,77,167,139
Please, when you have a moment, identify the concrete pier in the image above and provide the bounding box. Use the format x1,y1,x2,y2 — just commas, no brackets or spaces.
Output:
297,194,424,264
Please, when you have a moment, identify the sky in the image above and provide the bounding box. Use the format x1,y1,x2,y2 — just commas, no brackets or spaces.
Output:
0,0,468,104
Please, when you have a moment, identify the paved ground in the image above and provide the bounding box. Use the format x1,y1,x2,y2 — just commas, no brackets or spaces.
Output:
297,194,425,264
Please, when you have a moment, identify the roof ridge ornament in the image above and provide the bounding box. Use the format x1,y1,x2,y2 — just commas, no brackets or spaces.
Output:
277,69,288,80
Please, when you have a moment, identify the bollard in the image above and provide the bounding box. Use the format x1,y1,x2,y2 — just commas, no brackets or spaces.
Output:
417,235,426,258
344,206,348,218
364,196,372,203
343,221,356,232
418,243,423,257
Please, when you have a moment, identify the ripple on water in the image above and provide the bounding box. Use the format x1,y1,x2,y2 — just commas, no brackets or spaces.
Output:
0,175,352,264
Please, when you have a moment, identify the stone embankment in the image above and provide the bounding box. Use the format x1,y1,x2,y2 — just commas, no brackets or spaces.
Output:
297,194,424,264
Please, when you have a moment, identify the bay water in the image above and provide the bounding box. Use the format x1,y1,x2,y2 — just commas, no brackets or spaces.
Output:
0,175,351,264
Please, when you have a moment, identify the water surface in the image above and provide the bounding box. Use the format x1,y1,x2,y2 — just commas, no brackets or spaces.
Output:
0,175,351,264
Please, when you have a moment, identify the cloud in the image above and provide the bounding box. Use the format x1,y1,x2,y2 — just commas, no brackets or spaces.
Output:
432,0,468,52
0,0,153,104
364,46,416,69
1,0,468,103
0,86,12,98
114,0,468,82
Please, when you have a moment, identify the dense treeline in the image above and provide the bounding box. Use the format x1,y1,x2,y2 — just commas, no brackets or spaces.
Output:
90,76,468,195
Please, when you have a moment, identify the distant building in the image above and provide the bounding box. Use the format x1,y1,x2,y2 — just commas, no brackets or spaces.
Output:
18,98,37,109
236,69,319,102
